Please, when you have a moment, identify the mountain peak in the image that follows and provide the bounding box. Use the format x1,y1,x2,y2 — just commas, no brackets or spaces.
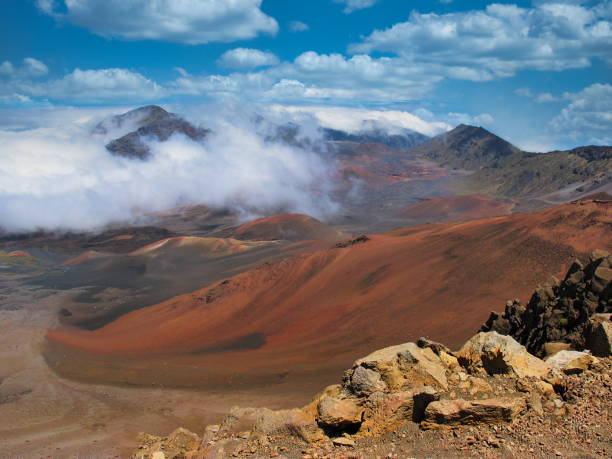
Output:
413,123,521,169
99,106,210,160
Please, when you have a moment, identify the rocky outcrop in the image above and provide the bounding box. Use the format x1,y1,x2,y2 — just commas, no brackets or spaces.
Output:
586,314,612,357
545,350,599,374
135,330,590,458
423,397,526,427
481,250,612,357
457,332,551,378
133,251,612,458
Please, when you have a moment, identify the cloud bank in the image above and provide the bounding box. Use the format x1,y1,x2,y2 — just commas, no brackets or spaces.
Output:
0,106,337,232
37,0,278,44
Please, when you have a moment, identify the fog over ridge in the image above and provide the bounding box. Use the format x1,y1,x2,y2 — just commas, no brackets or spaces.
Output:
0,104,339,233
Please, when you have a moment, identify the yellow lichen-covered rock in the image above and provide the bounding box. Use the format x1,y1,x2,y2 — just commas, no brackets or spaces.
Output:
546,350,599,374
457,332,550,379
345,342,449,393
423,396,527,427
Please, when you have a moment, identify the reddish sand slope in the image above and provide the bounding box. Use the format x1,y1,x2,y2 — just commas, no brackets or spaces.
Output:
46,198,612,388
401,194,513,222
232,213,340,241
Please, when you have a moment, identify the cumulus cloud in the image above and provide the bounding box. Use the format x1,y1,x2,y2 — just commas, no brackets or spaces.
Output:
37,0,278,45
15,68,166,103
0,106,337,232
171,51,440,104
218,48,280,69
289,21,309,32
444,112,495,126
516,87,562,103
550,83,612,145
350,1,612,80
268,104,450,137
0,58,48,79
335,0,380,14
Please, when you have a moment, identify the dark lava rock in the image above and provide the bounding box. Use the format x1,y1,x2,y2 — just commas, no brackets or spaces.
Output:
101,105,210,160
481,250,611,357
334,235,370,248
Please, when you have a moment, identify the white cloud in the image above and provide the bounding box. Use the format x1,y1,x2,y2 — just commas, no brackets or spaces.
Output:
218,48,280,69
445,112,495,126
0,106,337,232
171,51,441,104
289,21,309,32
20,68,167,103
515,87,560,102
38,0,279,45
550,83,612,145
268,104,450,137
0,58,48,79
350,2,612,80
0,94,35,107
335,0,380,14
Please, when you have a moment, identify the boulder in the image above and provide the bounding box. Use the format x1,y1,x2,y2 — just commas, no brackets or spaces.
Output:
586,316,612,357
316,394,363,430
417,337,451,355
546,350,599,374
457,332,550,379
543,342,572,358
346,342,448,393
251,407,327,444
359,387,438,435
349,366,387,396
423,397,526,427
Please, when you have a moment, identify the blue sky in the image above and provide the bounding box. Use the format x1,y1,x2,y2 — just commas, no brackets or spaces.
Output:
1,0,611,150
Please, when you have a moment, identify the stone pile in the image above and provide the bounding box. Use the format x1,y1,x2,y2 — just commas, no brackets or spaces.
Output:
481,250,611,357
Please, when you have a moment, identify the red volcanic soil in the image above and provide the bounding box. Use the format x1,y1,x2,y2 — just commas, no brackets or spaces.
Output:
46,199,612,389
335,143,448,188
63,250,111,266
7,250,32,258
402,194,513,222
232,213,340,242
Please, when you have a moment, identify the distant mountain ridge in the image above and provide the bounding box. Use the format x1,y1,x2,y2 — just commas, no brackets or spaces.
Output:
412,124,521,169
323,126,429,150
414,124,612,198
97,105,210,160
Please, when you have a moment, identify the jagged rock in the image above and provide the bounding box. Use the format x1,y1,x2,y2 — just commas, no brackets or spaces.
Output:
332,436,356,447
349,366,387,396
423,397,526,427
359,387,438,435
480,250,612,357
345,342,448,393
586,315,612,357
543,342,572,358
417,337,451,355
438,350,460,370
251,407,327,444
457,332,551,379
316,388,363,430
546,350,599,374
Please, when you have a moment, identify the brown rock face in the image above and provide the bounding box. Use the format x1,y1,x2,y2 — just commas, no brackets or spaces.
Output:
586,315,612,357
545,350,599,374
457,332,551,379
481,250,612,357
345,342,449,393
423,397,527,427
316,393,363,430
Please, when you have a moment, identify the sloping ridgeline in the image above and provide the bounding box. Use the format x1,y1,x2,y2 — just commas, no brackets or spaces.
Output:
413,124,612,197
